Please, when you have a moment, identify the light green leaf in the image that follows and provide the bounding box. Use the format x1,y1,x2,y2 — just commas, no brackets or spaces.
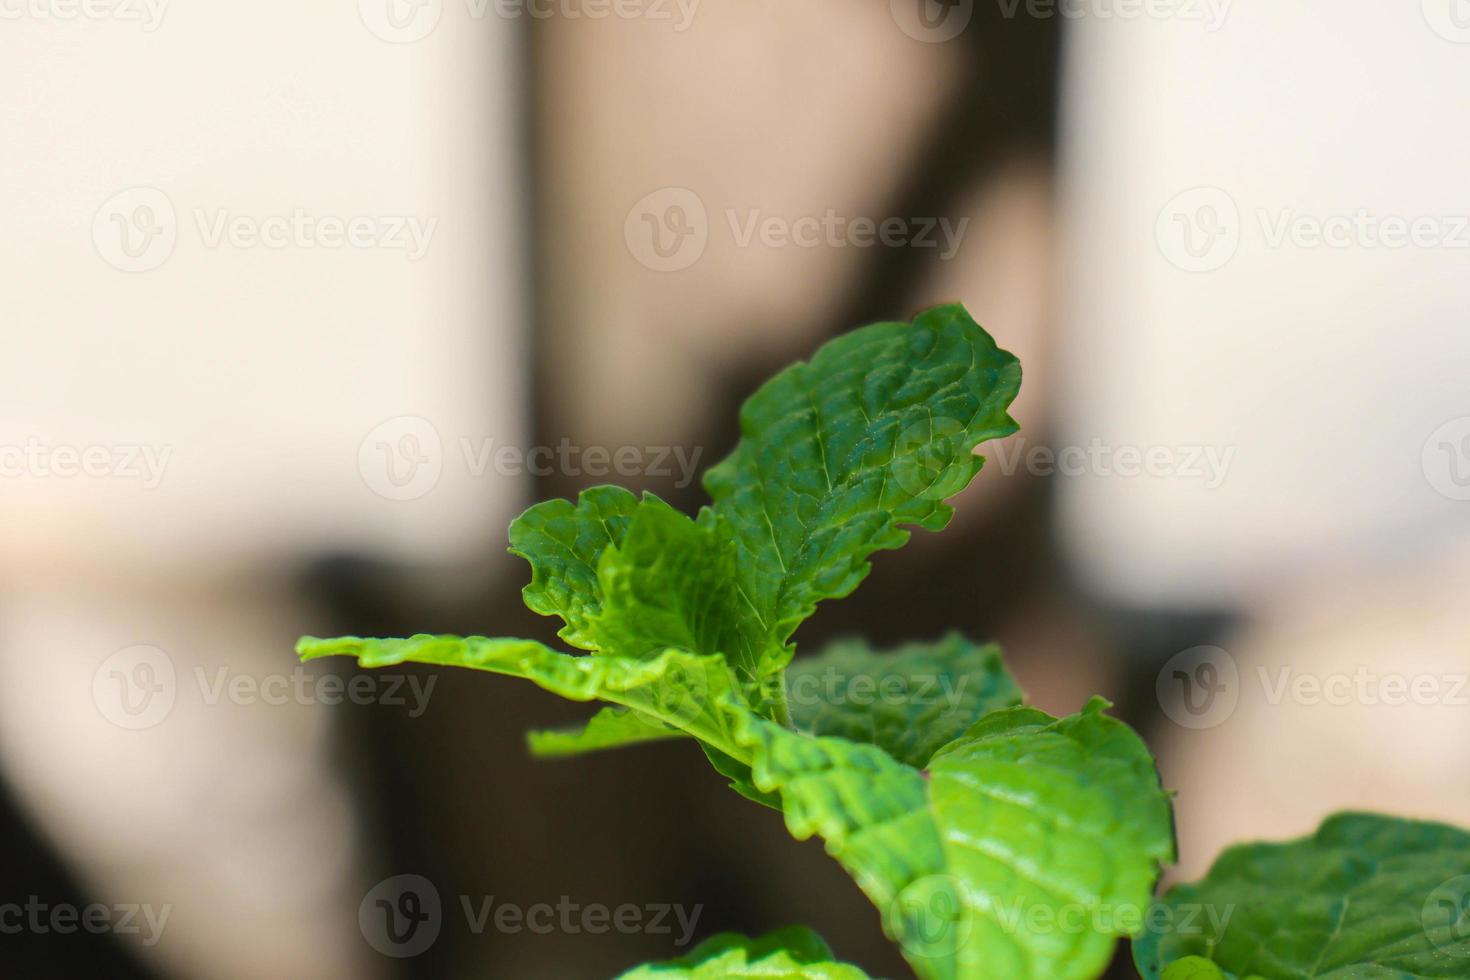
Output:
617,926,871,979
699,743,782,810
731,697,1173,980
299,633,787,803
1159,957,1230,980
1134,812,1470,979
785,633,1023,768
527,706,682,758
704,304,1021,672
515,491,786,718
297,634,746,761
591,496,779,713
508,485,640,651
927,699,1175,979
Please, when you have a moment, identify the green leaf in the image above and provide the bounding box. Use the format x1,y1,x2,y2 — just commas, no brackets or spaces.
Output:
515,491,786,718
297,634,747,761
501,305,1019,719
527,706,683,758
508,485,640,651
731,697,1173,980
926,699,1175,979
1134,812,1470,979
699,743,782,810
591,496,777,707
785,633,1023,768
1159,957,1230,980
703,303,1020,671
616,926,871,979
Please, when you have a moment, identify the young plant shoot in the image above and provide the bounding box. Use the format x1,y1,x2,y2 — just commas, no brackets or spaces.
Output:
301,305,1470,979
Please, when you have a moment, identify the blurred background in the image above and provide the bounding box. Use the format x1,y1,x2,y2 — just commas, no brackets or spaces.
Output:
3,1,1470,976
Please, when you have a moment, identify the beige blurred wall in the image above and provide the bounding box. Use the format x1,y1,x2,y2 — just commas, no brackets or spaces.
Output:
1058,1,1470,608
0,4,529,977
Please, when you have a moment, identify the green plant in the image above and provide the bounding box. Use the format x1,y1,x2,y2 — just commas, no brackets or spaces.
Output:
300,305,1470,978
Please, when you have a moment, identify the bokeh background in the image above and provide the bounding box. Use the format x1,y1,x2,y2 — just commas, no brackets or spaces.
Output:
4,1,1470,977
